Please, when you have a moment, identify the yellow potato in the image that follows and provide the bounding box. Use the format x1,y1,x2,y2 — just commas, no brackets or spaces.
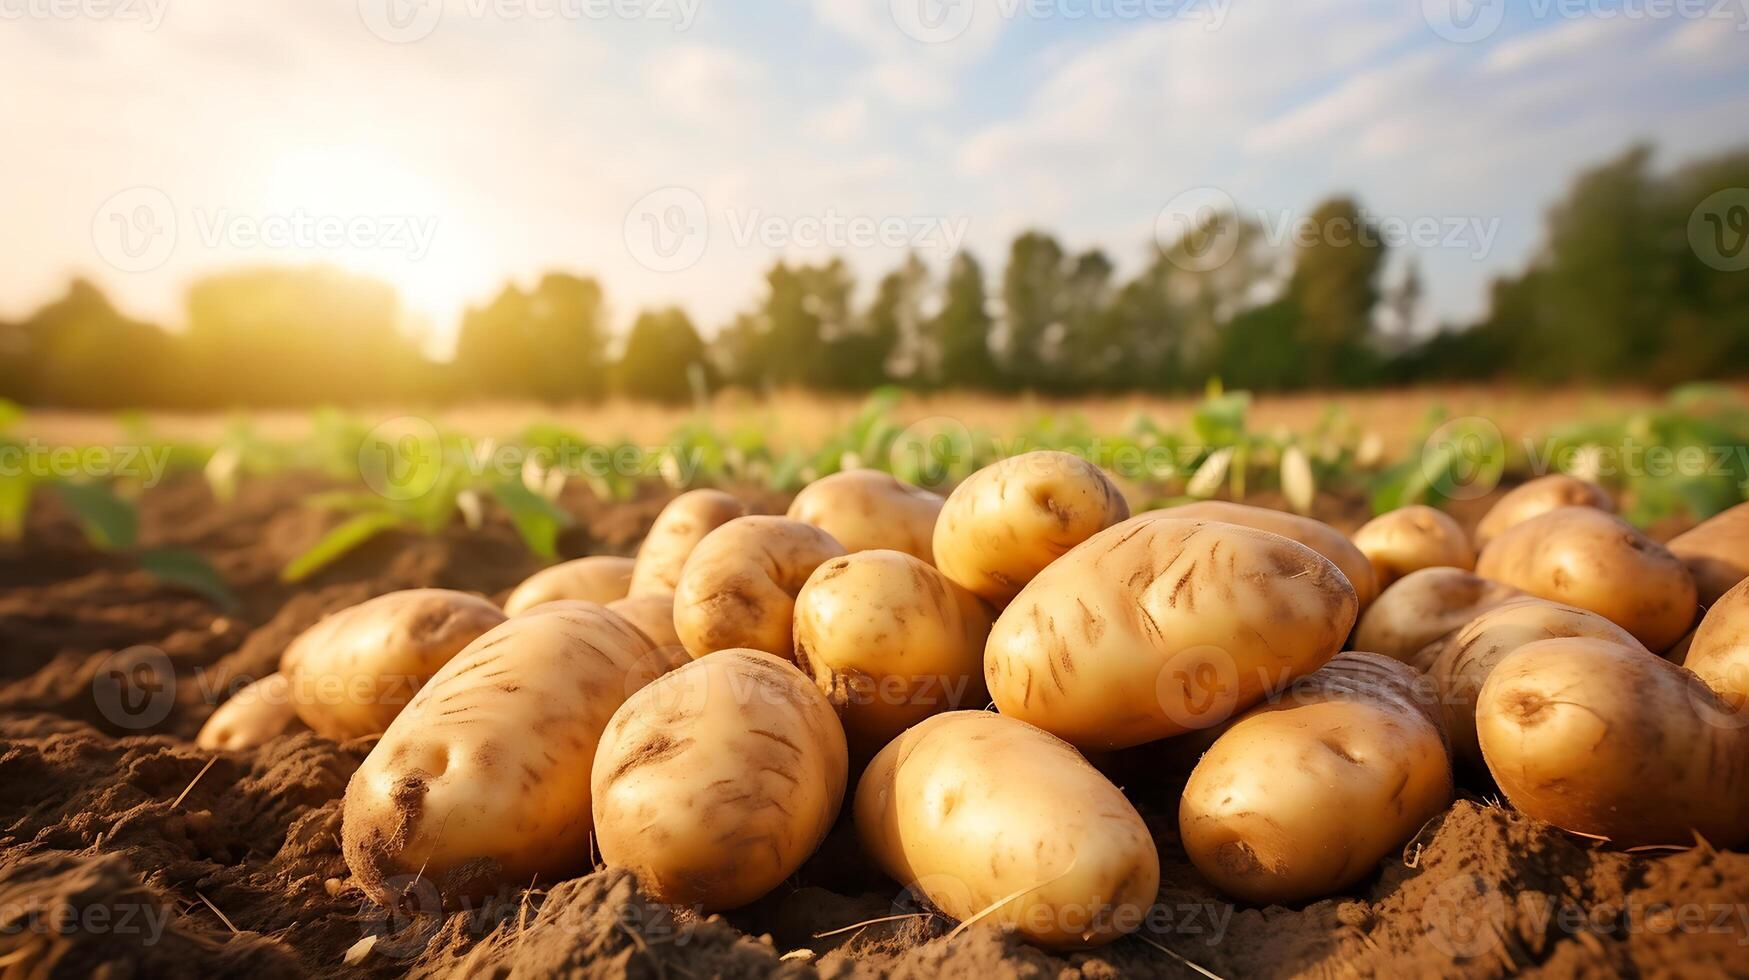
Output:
985,516,1357,750
196,672,307,750
1353,567,1523,662
1684,577,1749,710
1475,506,1697,652
282,589,507,740
1179,653,1453,904
502,556,634,615
629,489,747,596
792,550,991,758
1145,501,1378,608
856,711,1158,950
342,603,686,906
1667,502,1749,606
1351,504,1475,591
605,593,680,651
591,650,847,911
1476,636,1749,848
673,516,845,661
932,450,1129,607
1472,474,1612,550
787,469,945,564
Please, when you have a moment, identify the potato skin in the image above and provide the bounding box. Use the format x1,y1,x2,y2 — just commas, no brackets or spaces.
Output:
630,489,748,597
282,589,507,740
1685,577,1749,709
1476,637,1749,848
1351,505,1475,591
792,550,991,758
196,672,307,750
1475,506,1697,652
591,650,847,911
855,711,1158,949
1353,567,1523,662
1145,501,1379,608
1668,502,1749,606
503,556,634,616
787,469,945,564
342,603,685,906
1473,474,1612,550
673,516,846,661
933,451,1129,607
1180,653,1453,905
606,594,681,651
985,516,1357,750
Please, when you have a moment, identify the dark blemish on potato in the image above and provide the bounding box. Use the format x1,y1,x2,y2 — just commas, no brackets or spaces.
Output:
1169,563,1198,611
758,764,799,785
749,728,801,754
1076,598,1103,646
1320,737,1362,766
1214,839,1265,877
607,734,694,784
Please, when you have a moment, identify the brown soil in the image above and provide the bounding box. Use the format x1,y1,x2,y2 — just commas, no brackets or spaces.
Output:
1,475,1744,978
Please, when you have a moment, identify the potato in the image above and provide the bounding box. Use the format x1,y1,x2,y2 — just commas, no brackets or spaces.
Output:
673,516,846,661
1684,577,1749,710
503,556,634,616
1145,501,1378,608
933,450,1129,607
1475,506,1697,652
1353,567,1523,662
1179,652,1453,904
1476,636,1749,848
282,589,507,740
1667,502,1749,606
629,489,747,596
342,603,686,905
855,711,1158,949
792,550,992,758
1351,504,1475,591
1472,474,1612,550
985,516,1357,750
591,650,846,910
196,672,307,750
606,594,680,651
787,469,945,564
1417,597,1645,769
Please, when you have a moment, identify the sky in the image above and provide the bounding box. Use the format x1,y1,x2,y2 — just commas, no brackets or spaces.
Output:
2,0,1746,353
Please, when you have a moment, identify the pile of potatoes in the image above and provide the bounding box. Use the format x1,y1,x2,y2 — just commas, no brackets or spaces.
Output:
195,459,1749,951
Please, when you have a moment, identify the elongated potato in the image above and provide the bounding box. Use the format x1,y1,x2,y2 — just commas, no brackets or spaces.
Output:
1145,501,1378,608
673,516,845,661
1354,567,1523,662
933,451,1129,607
591,650,846,910
1180,653,1453,904
606,594,680,650
196,672,307,750
1476,506,1697,652
503,556,634,615
792,550,991,758
787,469,945,564
342,603,686,905
986,516,1357,750
629,489,747,596
856,711,1158,949
1351,505,1475,591
1668,502,1749,606
282,589,507,740
1477,637,1749,848
1473,474,1612,550
1417,598,1645,769
1685,577,1749,709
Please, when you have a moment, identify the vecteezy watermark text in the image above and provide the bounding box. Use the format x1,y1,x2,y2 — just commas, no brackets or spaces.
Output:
0,440,172,487
358,0,702,44
0,0,169,28
890,0,1229,44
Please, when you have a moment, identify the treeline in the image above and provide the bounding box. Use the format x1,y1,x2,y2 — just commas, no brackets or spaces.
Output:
3,144,1746,410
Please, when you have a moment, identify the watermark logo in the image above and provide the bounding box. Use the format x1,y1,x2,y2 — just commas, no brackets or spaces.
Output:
92,645,176,730
358,0,444,43
1422,0,1508,42
1689,188,1749,273
889,416,975,491
1420,416,1506,501
91,187,177,274
358,874,446,961
358,417,446,502
1421,873,1508,958
1155,187,1241,273
890,0,977,43
624,187,710,273
1156,645,1243,731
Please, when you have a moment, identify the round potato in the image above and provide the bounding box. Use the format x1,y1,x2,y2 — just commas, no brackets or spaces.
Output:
282,589,507,740
1144,501,1378,608
591,650,847,911
342,603,686,906
673,516,846,661
1667,501,1749,606
1475,506,1697,652
792,550,991,758
1351,505,1475,591
787,469,945,564
1180,653,1453,904
630,489,747,596
1472,474,1612,550
1684,577,1749,710
1353,567,1524,663
933,451,1129,607
856,711,1158,949
1476,636,1749,848
196,672,307,750
986,516,1357,750
503,556,634,616
606,593,680,651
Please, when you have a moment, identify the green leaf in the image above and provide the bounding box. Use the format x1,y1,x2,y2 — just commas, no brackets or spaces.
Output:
52,481,138,551
0,400,22,431
492,479,572,561
281,511,405,583
139,548,240,613
0,472,32,542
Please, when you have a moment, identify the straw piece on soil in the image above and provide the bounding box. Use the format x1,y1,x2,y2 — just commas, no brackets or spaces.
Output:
172,757,219,809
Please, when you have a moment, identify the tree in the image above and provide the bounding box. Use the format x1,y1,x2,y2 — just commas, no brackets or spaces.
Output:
930,251,998,388
455,272,609,403
998,231,1069,389
617,307,706,403
1287,197,1387,387
863,255,930,385
1,279,180,408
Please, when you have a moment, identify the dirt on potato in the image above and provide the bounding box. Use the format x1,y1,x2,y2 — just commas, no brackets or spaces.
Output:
1,474,1745,978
